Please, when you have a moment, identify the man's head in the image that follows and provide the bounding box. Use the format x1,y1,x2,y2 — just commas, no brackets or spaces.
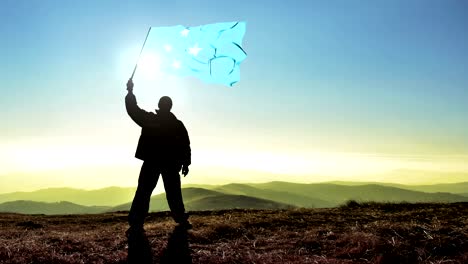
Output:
158,96,173,112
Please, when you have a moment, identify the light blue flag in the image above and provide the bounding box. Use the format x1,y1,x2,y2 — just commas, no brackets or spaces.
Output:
144,21,247,87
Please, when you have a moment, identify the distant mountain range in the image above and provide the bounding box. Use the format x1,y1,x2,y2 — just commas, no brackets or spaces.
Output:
326,181,468,194
0,201,108,215
0,187,136,206
0,181,466,215
247,181,467,206
111,188,294,212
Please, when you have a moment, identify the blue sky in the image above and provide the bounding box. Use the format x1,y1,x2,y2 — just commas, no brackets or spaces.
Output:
1,0,468,191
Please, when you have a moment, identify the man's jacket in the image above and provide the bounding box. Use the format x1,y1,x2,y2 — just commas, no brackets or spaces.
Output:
125,93,191,166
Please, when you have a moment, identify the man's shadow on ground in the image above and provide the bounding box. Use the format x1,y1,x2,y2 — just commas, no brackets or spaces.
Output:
127,225,192,264
160,225,192,264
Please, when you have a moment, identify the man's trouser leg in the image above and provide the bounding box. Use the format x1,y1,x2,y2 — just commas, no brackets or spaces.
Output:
128,161,160,228
161,166,187,223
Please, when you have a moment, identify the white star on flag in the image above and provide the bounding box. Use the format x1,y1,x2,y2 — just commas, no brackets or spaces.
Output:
188,43,202,57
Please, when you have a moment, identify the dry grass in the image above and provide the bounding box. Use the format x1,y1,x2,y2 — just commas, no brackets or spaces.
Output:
0,202,467,263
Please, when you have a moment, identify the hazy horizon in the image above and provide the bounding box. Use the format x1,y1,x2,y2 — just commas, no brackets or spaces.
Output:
1,173,467,195
2,0,468,193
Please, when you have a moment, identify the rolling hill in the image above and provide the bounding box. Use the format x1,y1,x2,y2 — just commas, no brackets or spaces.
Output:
186,194,294,210
1,182,467,214
0,187,136,206
327,181,468,194
213,183,332,207
398,182,468,194
0,200,110,215
248,182,468,206
110,187,223,212
110,187,293,212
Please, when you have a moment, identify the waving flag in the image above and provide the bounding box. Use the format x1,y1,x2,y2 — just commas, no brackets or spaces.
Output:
142,21,247,87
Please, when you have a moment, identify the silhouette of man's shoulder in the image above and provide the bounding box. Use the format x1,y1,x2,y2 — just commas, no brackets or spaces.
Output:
158,112,184,124
174,117,188,130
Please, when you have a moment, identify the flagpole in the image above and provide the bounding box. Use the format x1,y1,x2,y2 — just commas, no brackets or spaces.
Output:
130,27,152,80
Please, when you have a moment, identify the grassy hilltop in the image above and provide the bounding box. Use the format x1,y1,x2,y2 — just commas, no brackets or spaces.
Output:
0,202,466,263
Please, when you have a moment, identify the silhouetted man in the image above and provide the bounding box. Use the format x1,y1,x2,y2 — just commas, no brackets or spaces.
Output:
125,79,191,234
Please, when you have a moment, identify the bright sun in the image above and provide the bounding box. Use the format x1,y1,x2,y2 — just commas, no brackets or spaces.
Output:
138,52,162,80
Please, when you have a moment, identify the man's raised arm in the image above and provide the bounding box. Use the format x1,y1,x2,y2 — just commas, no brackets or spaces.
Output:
125,79,154,127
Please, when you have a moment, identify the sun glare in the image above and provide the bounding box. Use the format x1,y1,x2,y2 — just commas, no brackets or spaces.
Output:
117,47,166,82
138,52,162,80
